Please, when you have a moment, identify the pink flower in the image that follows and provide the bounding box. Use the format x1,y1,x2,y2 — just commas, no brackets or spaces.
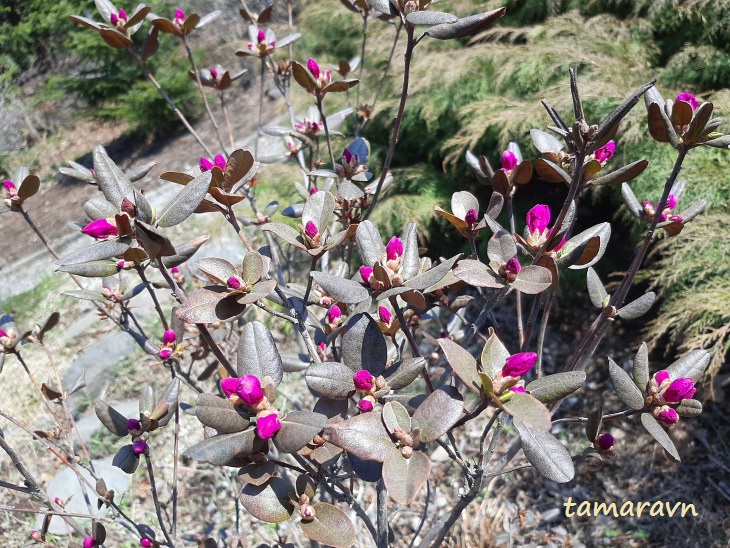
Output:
343,148,356,164
199,156,214,172
256,413,281,439
505,258,521,276
509,385,526,393
663,378,696,402
358,399,374,412
654,369,670,385
378,306,392,325
666,195,678,210
359,266,373,284
227,277,242,290
553,235,566,252
257,29,266,44
214,154,227,170
327,305,342,324
159,348,172,360
386,236,403,261
526,205,551,234
236,375,265,406
308,58,321,79
83,536,97,548
132,440,147,454
119,8,127,20
594,140,615,164
220,377,239,398
110,13,119,25
140,539,153,548
657,406,679,426
174,8,185,25
502,352,537,378
464,208,479,224
81,219,118,239
501,150,518,172
163,329,177,345
127,418,141,431
676,92,698,111
30,530,43,542
596,432,615,451
353,369,374,391
3,180,16,195
305,220,318,238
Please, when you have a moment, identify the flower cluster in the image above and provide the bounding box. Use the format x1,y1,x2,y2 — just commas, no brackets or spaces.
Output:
158,329,178,360
642,194,682,223
200,154,227,172
336,147,369,180
110,8,128,28
294,117,323,137
352,369,385,412
593,140,616,165
359,236,405,290
247,28,276,56
221,375,281,438
647,370,697,426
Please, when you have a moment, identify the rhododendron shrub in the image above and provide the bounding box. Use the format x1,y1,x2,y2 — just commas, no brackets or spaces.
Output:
0,1,726,547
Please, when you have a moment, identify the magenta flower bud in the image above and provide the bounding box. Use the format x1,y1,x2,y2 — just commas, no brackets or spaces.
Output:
378,306,392,325
663,378,696,402
127,418,141,431
83,536,97,548
327,305,342,324
596,432,615,451
140,540,153,548
54,497,64,506
110,13,119,25
81,218,118,239
505,258,521,276
501,150,518,172
526,204,551,234
159,348,172,360
657,406,679,426
654,369,670,385
358,399,374,412
209,68,218,81
227,276,242,290
359,266,373,284
307,58,321,79
386,236,404,261
502,352,538,378
669,215,683,223
171,266,180,274
666,194,678,210
353,369,374,391
343,148,354,163
214,154,227,170
30,530,43,542
317,341,326,353
132,440,147,454
676,92,698,111
257,413,281,439
119,8,127,20
257,28,266,44
162,329,177,345
236,375,265,406
220,377,239,398
175,8,185,19
0,330,8,338
465,208,479,224
509,385,526,393
305,220,318,238
594,140,616,164
3,180,16,194
199,156,213,172
309,187,318,195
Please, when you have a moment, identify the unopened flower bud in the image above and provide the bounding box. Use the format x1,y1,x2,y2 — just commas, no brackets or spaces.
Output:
676,92,698,111
526,204,551,234
501,150,518,172
400,446,413,458
596,432,615,451
504,257,521,276
357,398,374,412
3,180,17,196
140,539,153,548
464,208,479,225
308,58,321,79
173,8,185,25
301,504,317,520
386,236,403,261
656,406,679,426
327,304,342,325
666,195,678,210
378,306,392,325
81,218,118,239
353,369,374,391
256,412,281,439
227,276,242,290
132,440,148,454
159,348,172,360
502,352,537,378
236,375,265,406
305,220,318,239
310,187,318,195
257,29,266,44
199,156,214,172
30,530,43,542
83,536,97,548
162,329,176,345
127,418,141,431
214,154,227,171
54,497,64,507
654,369,670,385
509,385,526,393
220,377,239,398
663,378,696,402
359,266,373,284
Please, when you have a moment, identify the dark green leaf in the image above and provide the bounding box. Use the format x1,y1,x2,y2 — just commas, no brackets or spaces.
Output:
195,393,250,433
323,412,393,462
184,429,258,465
273,411,327,453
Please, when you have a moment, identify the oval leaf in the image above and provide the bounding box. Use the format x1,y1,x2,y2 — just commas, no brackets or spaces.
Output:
514,419,575,483
608,357,645,410
382,448,431,505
